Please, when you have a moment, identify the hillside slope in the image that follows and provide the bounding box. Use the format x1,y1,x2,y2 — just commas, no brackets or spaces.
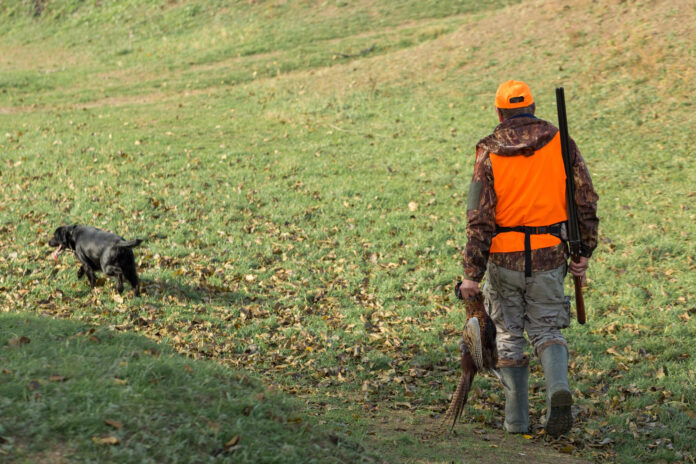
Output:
1,0,695,463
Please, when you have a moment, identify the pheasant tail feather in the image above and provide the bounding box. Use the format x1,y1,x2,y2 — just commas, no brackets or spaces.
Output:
435,352,477,435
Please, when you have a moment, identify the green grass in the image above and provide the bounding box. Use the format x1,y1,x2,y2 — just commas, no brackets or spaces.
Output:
0,313,367,463
1,0,696,462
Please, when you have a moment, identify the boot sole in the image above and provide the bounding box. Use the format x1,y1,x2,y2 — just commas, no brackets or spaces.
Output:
546,390,573,437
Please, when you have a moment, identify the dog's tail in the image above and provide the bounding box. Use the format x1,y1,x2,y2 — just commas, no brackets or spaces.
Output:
116,238,143,248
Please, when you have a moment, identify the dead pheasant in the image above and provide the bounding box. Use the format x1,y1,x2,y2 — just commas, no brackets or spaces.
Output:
437,285,507,432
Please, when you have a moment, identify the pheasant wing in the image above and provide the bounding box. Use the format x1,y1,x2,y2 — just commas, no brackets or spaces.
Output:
463,316,485,371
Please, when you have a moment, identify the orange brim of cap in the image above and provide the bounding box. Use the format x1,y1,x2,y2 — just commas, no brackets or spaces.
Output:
495,80,534,109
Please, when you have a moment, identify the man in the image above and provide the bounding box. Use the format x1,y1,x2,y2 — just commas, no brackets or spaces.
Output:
458,80,599,437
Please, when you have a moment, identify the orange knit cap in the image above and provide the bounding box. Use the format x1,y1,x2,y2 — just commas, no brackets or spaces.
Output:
495,80,534,109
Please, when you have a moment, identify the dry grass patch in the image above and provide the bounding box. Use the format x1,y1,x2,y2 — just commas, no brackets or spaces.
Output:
263,0,695,105
4,0,693,116
0,43,88,72
303,0,380,22
94,67,164,87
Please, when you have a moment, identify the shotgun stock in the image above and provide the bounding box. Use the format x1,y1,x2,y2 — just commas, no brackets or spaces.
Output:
556,87,586,325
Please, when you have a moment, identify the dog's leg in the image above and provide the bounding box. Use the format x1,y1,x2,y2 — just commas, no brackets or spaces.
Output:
75,250,95,290
85,268,96,289
123,266,140,297
129,274,140,297
104,264,124,294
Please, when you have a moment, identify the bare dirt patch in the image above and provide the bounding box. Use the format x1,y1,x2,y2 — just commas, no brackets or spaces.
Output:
365,409,591,464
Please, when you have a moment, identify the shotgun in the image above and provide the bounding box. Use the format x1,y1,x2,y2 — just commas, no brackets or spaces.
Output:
555,87,586,325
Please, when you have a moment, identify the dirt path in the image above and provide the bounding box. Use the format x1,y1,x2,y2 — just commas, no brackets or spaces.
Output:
363,410,591,464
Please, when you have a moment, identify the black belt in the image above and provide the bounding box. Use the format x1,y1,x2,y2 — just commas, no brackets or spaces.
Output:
494,222,565,277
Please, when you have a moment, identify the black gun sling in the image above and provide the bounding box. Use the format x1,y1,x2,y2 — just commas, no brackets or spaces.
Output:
493,222,565,277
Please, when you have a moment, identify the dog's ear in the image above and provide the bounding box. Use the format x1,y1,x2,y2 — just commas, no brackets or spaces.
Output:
61,225,76,249
68,226,77,248
58,227,68,244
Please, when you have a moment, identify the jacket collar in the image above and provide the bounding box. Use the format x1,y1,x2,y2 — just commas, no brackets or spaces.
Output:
477,116,558,157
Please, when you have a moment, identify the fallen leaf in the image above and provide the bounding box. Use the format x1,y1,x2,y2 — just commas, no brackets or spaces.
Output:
49,375,67,382
595,437,612,447
408,201,418,212
92,436,120,445
104,419,123,429
656,366,667,379
605,347,621,357
224,435,241,450
7,336,30,347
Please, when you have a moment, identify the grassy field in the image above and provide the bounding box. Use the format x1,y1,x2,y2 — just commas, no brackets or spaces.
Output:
1,0,695,462
1,313,368,462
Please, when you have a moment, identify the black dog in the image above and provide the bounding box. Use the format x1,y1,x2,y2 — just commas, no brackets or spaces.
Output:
49,225,143,296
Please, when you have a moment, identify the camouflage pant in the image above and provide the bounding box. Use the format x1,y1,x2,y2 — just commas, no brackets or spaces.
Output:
482,262,570,367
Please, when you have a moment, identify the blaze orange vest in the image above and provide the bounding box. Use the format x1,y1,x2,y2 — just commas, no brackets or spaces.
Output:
489,132,567,255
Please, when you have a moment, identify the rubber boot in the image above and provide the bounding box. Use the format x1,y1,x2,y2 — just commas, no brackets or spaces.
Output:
499,366,529,433
540,344,573,437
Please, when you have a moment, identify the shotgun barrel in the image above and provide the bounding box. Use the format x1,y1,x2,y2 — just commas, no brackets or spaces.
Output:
555,87,586,324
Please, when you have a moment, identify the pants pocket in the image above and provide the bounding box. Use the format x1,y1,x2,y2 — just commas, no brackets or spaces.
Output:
525,266,567,330
526,267,565,304
557,295,571,329
483,265,505,330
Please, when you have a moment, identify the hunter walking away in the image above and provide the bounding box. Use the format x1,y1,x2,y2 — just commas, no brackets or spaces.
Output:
457,80,599,436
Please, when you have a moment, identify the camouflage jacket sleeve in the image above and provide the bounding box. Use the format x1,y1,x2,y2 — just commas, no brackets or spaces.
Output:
569,138,600,258
462,147,497,282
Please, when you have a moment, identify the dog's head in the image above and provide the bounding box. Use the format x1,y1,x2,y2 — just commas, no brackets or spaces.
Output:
49,225,77,259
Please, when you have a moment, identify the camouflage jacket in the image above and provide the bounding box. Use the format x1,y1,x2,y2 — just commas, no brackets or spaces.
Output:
463,115,599,282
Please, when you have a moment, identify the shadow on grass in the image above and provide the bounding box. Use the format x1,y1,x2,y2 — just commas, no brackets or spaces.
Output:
140,277,267,308
0,312,368,463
